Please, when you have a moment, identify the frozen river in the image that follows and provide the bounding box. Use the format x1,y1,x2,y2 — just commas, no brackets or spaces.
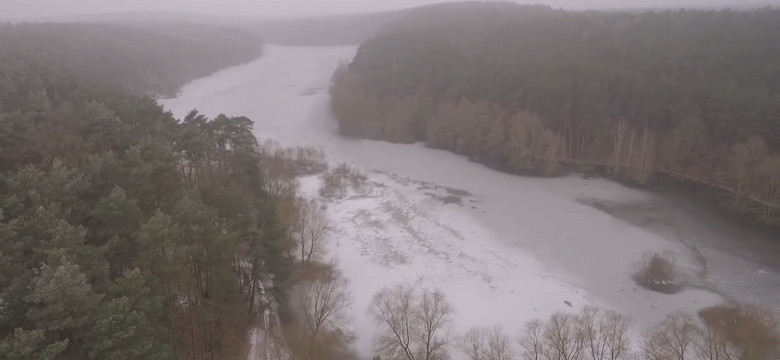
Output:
160,45,779,359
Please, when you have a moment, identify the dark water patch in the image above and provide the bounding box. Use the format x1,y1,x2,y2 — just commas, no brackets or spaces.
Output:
300,87,324,96
578,189,780,312
647,184,780,272
584,198,674,228
426,193,463,206
650,177,780,240
578,193,780,273
443,186,471,197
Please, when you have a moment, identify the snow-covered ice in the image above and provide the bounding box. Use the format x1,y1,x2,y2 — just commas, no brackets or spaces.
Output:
161,44,779,359
292,168,722,357
297,172,596,356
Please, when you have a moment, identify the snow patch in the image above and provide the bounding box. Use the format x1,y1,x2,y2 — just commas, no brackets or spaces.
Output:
301,170,595,358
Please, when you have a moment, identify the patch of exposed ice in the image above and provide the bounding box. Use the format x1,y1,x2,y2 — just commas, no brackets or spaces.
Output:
299,170,715,359
161,45,771,360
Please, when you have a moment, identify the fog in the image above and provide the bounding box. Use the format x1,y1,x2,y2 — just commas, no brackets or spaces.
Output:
1,0,776,20
161,44,778,359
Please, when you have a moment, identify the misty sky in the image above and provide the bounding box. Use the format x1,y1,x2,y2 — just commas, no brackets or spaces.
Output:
1,0,776,20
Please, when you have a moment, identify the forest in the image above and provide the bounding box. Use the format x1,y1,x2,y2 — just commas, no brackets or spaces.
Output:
330,2,780,226
0,23,315,360
0,22,263,97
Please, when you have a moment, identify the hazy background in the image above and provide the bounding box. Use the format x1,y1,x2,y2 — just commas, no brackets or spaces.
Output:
1,0,777,20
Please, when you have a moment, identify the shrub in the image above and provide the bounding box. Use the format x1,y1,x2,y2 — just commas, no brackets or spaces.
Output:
319,171,346,198
633,251,681,294
347,170,367,193
699,305,779,360
319,163,367,198
258,140,328,176
289,146,327,175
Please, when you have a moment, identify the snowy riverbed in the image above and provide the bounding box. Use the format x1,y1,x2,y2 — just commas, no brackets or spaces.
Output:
160,44,779,359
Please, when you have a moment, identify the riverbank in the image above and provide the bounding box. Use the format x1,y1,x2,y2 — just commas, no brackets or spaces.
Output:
400,143,780,230
160,44,779,359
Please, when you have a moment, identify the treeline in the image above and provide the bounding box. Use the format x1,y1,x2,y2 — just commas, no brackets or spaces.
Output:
0,27,300,360
365,285,778,360
330,2,780,226
0,22,262,97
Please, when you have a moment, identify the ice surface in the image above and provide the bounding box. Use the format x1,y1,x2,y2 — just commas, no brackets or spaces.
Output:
161,45,777,359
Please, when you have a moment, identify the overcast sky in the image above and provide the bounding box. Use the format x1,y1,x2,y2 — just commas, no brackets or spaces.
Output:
0,0,775,20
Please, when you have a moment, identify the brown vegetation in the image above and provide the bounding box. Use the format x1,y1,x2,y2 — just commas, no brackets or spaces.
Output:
319,163,368,198
252,330,292,360
294,199,331,266
291,266,351,360
633,251,681,294
640,308,779,360
258,140,301,203
698,305,779,360
259,140,328,176
364,288,777,360
329,4,780,226
257,140,335,267
282,317,356,360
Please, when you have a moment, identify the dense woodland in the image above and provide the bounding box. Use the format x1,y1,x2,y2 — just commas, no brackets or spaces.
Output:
0,23,309,360
331,3,780,226
2,10,778,360
0,22,262,97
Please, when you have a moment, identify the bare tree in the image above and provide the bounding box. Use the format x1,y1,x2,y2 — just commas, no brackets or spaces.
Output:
518,320,544,360
289,146,328,175
728,136,769,209
370,285,453,360
579,307,603,360
578,306,631,360
485,326,515,360
599,310,631,360
294,271,351,360
460,326,516,360
694,325,741,360
461,328,488,360
543,312,585,360
372,286,417,360
670,115,707,174
756,155,780,224
641,312,698,360
295,199,330,266
418,291,453,360
259,140,300,202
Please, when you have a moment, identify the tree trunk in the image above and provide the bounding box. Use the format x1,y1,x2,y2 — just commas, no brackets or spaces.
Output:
625,128,637,178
